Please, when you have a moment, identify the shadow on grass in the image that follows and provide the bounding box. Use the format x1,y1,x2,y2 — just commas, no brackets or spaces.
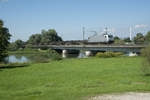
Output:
0,63,30,69
144,74,150,76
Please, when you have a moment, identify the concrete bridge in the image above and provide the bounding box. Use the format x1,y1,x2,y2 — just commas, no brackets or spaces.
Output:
32,44,146,57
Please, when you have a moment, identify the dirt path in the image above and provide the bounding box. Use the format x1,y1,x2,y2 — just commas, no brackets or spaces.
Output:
88,92,150,100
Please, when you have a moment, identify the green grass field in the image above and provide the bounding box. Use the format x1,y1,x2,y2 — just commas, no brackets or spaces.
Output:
0,57,150,100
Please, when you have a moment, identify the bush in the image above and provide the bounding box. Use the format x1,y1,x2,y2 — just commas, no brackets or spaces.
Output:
115,52,123,56
96,52,123,58
47,49,62,61
141,45,150,76
114,39,125,44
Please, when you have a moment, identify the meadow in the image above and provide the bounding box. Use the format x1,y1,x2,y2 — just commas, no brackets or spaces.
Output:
0,57,150,100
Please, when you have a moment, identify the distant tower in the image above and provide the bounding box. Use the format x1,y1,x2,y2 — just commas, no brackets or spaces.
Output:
129,27,132,41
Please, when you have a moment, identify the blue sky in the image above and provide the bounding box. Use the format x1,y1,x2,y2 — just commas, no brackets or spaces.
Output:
0,0,150,41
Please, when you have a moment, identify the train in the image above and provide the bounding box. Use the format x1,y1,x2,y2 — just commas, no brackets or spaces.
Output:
46,33,114,45
88,33,114,43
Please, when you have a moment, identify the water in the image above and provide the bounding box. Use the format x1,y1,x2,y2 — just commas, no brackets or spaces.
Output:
78,52,87,58
5,53,86,63
65,52,87,58
5,55,29,63
4,54,50,63
4,52,129,63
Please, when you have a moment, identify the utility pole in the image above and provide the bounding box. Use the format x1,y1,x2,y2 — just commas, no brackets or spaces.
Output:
129,27,132,41
105,27,108,34
82,27,85,41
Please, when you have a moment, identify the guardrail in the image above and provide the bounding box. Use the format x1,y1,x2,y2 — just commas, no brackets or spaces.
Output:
31,44,146,48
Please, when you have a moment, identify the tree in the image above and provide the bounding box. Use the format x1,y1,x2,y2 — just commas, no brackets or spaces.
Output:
15,40,25,49
145,31,150,43
114,39,125,44
114,36,120,44
123,37,131,42
9,40,25,51
28,34,42,45
41,29,62,44
8,42,16,51
0,19,11,62
133,33,145,44
114,36,120,41
27,29,62,45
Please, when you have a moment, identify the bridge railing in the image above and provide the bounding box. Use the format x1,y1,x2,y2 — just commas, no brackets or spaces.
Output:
31,44,147,48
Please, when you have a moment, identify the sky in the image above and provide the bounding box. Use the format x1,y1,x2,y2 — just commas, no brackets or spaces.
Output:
0,0,150,41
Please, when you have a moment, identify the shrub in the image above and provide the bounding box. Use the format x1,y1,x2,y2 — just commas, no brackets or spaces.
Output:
96,52,123,58
115,52,123,56
47,49,62,61
141,45,150,76
96,52,104,57
114,39,125,44
25,44,33,49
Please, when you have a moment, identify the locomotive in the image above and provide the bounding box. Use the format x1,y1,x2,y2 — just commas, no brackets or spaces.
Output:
88,33,114,43
47,33,114,45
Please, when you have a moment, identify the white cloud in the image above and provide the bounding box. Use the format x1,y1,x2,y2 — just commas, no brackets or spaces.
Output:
135,24,148,29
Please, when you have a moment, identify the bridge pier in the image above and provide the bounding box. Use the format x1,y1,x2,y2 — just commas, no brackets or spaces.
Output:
129,52,137,56
62,50,68,58
85,51,92,57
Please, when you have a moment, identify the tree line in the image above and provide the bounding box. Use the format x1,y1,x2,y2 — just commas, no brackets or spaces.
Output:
113,32,150,44
9,29,62,51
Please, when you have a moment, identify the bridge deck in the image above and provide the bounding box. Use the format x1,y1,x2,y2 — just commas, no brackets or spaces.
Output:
31,44,146,52
32,44,146,48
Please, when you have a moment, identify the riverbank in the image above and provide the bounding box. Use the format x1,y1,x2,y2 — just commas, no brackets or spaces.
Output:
8,49,47,54
0,57,150,100
6,49,62,63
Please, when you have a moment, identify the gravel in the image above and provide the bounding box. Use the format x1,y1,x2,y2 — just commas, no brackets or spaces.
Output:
88,92,150,100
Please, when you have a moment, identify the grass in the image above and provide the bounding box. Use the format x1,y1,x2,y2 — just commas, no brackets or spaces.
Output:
0,57,150,100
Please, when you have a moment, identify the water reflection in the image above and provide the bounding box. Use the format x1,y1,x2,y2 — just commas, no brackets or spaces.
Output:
5,53,86,63
4,52,129,63
5,55,29,63
4,54,49,63
78,52,87,58
62,52,87,58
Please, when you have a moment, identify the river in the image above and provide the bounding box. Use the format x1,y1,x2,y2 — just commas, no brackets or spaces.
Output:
5,53,86,63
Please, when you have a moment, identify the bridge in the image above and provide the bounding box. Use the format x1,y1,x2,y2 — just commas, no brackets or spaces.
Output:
32,44,146,57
